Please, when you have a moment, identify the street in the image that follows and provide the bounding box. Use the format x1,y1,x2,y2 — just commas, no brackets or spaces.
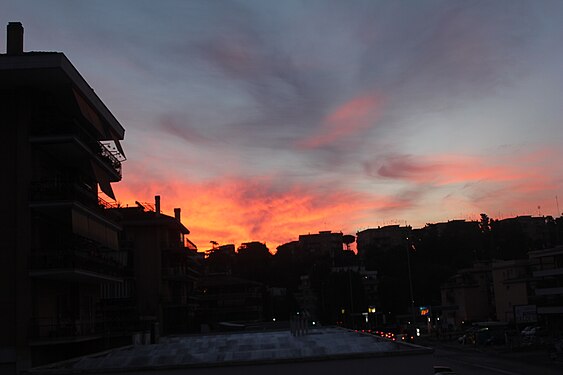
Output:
430,343,562,375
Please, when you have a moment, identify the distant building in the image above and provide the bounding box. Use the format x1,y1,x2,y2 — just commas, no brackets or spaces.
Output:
491,259,533,323
528,245,563,333
1,22,126,370
195,275,266,328
497,216,549,246
298,230,344,257
276,240,300,257
440,263,494,326
110,196,200,334
356,225,411,260
492,216,551,258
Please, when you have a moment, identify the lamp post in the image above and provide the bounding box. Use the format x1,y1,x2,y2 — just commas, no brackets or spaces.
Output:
406,237,416,325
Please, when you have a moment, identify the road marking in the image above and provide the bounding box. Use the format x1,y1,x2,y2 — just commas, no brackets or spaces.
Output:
470,363,521,375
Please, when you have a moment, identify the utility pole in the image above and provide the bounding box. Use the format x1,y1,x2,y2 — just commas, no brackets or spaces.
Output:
406,237,416,325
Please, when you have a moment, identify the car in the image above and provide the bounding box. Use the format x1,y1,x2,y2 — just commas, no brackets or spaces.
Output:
521,326,540,336
434,365,456,374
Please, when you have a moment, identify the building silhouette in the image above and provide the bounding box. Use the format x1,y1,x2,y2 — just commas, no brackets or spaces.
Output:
108,197,200,335
529,245,563,333
1,22,126,371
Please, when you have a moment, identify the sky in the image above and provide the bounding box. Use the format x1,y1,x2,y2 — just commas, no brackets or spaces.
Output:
4,0,563,251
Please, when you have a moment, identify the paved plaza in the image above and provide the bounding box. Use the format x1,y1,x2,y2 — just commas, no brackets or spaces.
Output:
32,327,432,373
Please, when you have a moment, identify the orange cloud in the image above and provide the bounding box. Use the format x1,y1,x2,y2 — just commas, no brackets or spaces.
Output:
365,149,563,222
299,93,381,148
112,175,399,253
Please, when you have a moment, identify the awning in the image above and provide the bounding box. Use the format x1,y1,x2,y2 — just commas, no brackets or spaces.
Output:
90,160,115,200
73,88,104,135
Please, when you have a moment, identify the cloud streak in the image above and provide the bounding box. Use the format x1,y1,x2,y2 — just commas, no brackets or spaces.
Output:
299,93,382,149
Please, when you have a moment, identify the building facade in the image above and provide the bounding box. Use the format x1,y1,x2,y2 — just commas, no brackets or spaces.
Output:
529,245,563,333
491,259,532,323
440,263,494,326
1,22,126,371
110,197,200,335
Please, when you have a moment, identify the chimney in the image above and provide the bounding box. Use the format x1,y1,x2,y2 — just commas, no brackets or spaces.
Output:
7,22,24,55
155,195,161,216
174,208,181,223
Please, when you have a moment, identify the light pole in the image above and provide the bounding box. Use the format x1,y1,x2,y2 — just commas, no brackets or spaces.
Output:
406,237,416,325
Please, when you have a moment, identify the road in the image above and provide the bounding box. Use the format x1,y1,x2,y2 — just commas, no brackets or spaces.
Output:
431,344,562,375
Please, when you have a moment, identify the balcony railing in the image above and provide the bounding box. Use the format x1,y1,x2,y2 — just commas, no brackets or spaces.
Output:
535,287,563,296
95,139,122,178
30,179,97,203
29,317,140,340
29,317,103,340
30,235,125,278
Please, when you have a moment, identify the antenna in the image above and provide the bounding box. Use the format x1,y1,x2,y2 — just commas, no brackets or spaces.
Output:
557,195,561,216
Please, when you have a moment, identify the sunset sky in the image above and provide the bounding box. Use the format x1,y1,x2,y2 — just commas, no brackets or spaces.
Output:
5,1,563,251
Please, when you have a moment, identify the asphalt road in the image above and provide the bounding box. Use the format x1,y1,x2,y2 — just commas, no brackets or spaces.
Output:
431,344,563,375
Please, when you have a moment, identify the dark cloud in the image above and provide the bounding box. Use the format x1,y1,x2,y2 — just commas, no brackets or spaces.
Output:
365,154,440,180
158,114,213,145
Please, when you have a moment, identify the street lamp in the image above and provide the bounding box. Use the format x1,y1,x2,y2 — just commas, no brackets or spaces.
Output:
406,236,416,325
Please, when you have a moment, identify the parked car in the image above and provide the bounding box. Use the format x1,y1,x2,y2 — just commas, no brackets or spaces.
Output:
434,365,456,374
520,325,540,336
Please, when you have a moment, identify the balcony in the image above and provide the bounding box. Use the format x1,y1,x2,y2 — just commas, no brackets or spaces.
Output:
30,133,122,181
533,268,563,278
535,287,563,296
30,179,97,204
91,138,123,179
29,317,139,344
29,317,104,344
30,235,125,283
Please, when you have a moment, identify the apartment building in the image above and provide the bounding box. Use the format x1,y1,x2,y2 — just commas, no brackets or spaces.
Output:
110,197,200,334
440,263,494,326
491,259,533,323
529,245,563,332
1,23,126,370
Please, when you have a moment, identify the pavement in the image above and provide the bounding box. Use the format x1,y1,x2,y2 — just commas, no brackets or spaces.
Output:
30,327,432,374
417,335,563,371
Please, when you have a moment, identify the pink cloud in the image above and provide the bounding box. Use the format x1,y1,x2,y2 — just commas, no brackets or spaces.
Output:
299,93,382,149
368,149,562,221
371,152,552,189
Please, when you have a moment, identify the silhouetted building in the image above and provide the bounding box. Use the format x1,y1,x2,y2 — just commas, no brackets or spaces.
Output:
195,275,266,329
299,230,344,257
492,216,551,259
275,240,300,256
529,245,563,333
440,263,494,326
110,196,200,334
491,259,533,323
357,225,411,260
1,22,126,371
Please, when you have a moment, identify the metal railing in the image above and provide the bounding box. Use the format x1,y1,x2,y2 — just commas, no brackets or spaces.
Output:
30,179,97,202
30,235,125,277
29,317,141,340
97,140,122,178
